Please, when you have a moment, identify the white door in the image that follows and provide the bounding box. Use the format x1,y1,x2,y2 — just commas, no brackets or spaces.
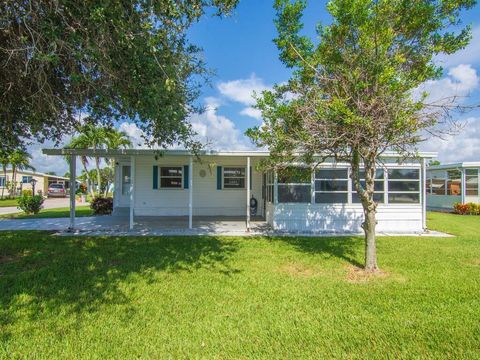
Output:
118,164,131,207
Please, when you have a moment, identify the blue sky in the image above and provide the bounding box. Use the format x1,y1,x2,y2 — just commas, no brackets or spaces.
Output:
32,0,480,174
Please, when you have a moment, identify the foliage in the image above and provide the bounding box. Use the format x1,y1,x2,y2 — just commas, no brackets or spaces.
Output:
21,190,33,197
428,160,441,166
76,183,88,195
1,0,238,151
1,214,480,357
247,0,476,271
453,202,480,215
90,197,113,215
17,194,44,215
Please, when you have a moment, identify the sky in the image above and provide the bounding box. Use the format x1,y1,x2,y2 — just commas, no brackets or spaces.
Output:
31,0,480,175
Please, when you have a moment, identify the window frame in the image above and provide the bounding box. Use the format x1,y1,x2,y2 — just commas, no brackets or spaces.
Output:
465,168,479,196
159,166,184,189
22,176,33,184
387,168,421,204
352,168,386,204
222,166,246,190
277,167,312,204
0,176,5,187
314,168,349,204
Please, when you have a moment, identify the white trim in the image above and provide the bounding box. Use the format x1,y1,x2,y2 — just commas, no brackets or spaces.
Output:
246,157,251,232
158,165,184,189
188,157,193,229
129,156,135,230
222,166,247,190
69,155,76,230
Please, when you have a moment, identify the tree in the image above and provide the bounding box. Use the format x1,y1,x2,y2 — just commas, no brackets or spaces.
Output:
0,151,9,199
247,0,476,272
10,150,35,196
103,128,132,196
1,0,238,151
428,160,441,167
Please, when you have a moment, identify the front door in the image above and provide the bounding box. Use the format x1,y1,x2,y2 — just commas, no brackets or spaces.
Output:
118,164,131,207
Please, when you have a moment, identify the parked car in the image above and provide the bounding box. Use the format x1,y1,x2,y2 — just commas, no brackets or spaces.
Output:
47,183,67,198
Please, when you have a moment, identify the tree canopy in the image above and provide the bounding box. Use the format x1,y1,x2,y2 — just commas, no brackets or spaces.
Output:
0,0,238,150
247,0,476,271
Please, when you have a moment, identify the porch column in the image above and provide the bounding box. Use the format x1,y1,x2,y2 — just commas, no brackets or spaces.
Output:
461,168,466,204
129,156,135,230
421,158,427,231
188,156,193,229
246,156,251,232
69,154,76,231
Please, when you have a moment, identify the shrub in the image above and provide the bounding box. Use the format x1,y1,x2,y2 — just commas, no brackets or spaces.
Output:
453,202,480,215
90,196,113,215
22,189,33,196
17,194,44,214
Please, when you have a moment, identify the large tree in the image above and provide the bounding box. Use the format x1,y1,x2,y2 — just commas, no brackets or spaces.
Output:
247,0,476,271
0,0,238,150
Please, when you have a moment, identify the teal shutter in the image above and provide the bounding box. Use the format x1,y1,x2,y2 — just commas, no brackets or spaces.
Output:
184,165,189,189
250,166,252,190
153,166,158,189
217,166,222,190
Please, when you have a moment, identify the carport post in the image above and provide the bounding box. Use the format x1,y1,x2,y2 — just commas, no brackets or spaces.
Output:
129,156,135,230
69,154,76,231
246,156,251,232
188,156,193,229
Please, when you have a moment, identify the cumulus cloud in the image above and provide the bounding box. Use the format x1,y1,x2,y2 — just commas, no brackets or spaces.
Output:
415,64,479,104
240,107,263,120
436,26,480,69
420,117,480,163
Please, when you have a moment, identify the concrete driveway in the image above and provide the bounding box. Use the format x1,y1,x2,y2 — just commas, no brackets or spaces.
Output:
0,197,88,215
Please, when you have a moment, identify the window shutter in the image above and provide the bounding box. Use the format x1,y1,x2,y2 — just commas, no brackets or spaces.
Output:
250,166,252,190
153,166,158,189
217,166,222,190
184,165,189,189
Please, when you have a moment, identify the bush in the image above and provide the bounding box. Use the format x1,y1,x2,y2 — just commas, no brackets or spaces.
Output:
17,194,44,215
453,202,480,215
22,189,33,196
90,196,113,215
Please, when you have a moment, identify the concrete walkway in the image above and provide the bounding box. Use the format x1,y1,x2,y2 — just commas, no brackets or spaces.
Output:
0,198,88,215
0,215,453,237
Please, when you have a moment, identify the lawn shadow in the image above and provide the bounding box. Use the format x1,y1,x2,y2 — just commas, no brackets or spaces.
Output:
0,232,239,324
276,235,364,268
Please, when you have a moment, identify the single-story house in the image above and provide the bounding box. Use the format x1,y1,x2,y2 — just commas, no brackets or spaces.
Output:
426,162,480,210
0,169,71,196
43,149,435,233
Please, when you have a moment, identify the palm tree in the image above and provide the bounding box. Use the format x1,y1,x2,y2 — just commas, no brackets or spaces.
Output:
65,134,96,197
0,150,10,199
10,150,35,195
103,128,132,195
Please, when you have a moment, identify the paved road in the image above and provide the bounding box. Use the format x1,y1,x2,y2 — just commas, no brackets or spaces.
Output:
0,198,88,215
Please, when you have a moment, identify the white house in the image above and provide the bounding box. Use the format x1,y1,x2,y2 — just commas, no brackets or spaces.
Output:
43,149,435,234
426,162,480,210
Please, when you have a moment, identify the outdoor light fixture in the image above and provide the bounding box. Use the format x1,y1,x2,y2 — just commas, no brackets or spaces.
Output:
30,178,37,195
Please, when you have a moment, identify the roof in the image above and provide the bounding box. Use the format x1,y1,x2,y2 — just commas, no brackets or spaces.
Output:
427,162,480,171
3,168,69,180
42,148,437,159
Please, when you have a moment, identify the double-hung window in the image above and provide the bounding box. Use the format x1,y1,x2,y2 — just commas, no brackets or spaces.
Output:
387,169,420,203
446,170,462,195
160,167,183,188
0,176,5,187
466,169,479,196
22,176,33,184
352,169,385,203
278,167,311,203
315,169,348,203
265,171,275,203
223,167,246,189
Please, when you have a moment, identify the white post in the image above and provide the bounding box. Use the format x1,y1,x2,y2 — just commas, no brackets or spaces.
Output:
246,157,251,232
461,169,466,204
422,158,427,231
129,156,135,230
189,156,193,229
274,170,278,204
69,154,76,231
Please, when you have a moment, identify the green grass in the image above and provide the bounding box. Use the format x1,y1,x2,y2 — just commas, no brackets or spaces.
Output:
0,206,93,219
0,212,479,359
0,198,18,207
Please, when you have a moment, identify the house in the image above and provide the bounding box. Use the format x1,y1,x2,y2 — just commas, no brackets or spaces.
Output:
43,148,436,233
0,169,71,196
426,162,480,210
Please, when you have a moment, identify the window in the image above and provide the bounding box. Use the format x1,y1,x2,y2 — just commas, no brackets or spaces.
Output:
0,176,5,187
121,165,131,195
278,167,311,203
446,170,461,195
387,169,420,203
430,178,447,195
315,169,348,203
22,176,33,184
265,171,274,203
160,167,182,188
352,169,385,204
466,169,479,196
223,167,245,189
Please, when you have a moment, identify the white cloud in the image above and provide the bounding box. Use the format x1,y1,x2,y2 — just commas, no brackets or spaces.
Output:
27,138,72,176
240,107,262,120
218,74,270,106
436,26,480,68
118,122,148,148
415,64,479,104
420,117,480,163
189,97,253,150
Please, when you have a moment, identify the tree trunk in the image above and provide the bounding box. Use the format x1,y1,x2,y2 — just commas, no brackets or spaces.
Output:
80,158,95,198
362,204,378,272
1,167,6,199
95,156,101,195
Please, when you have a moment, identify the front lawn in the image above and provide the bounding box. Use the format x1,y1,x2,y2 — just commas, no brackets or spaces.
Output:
0,212,479,358
0,206,93,219
0,198,18,207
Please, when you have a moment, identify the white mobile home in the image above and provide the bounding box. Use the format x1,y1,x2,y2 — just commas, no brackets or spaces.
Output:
426,162,480,210
43,149,435,234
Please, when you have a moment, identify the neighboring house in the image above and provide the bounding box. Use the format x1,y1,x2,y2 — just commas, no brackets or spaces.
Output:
0,169,71,196
426,162,480,210
43,149,435,233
